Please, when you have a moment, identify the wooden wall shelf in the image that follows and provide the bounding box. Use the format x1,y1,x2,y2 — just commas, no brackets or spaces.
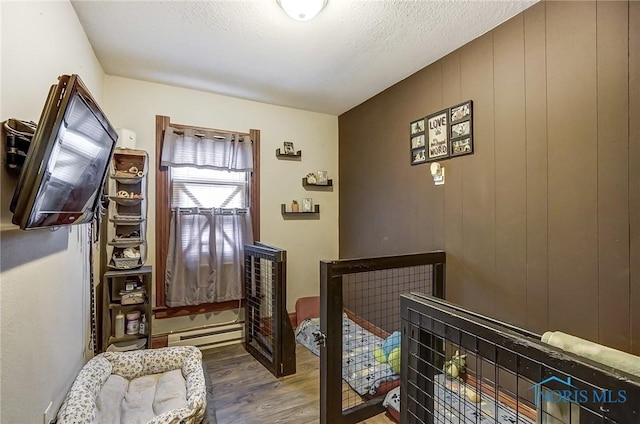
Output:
302,177,333,188
281,204,320,215
276,148,302,159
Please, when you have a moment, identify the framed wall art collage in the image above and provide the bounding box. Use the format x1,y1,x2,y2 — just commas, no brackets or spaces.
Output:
410,100,473,166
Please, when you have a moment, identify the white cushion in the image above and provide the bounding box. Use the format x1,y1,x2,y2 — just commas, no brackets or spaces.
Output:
95,374,128,423
57,346,205,424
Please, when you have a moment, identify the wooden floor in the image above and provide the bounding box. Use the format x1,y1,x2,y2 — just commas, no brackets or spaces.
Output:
202,343,395,424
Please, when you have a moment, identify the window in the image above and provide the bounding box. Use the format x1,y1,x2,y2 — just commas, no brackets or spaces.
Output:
171,167,248,209
171,167,248,263
155,116,260,317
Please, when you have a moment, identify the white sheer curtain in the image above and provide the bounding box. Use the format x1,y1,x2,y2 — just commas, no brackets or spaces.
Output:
161,126,253,307
161,127,253,171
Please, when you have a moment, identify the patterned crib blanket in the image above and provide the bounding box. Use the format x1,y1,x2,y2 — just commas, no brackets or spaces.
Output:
295,314,399,395
382,374,535,424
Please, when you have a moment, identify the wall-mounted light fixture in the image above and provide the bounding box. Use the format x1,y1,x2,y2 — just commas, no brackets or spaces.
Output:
430,162,445,185
277,0,328,21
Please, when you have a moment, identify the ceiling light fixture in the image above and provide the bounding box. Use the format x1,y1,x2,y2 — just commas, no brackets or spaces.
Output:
277,0,328,22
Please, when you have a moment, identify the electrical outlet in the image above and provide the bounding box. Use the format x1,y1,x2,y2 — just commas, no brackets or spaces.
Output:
43,401,54,424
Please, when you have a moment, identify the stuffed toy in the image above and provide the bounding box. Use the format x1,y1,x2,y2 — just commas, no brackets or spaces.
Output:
388,348,401,374
374,331,401,374
443,350,480,403
443,350,466,378
382,331,401,356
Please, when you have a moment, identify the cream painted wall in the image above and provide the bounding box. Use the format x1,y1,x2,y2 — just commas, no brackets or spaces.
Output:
0,1,105,422
103,76,339,334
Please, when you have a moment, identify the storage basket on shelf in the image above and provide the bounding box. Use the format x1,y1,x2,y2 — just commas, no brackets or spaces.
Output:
113,257,140,269
120,288,146,305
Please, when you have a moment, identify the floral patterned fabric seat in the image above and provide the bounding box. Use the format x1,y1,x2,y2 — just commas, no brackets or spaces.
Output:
56,346,207,424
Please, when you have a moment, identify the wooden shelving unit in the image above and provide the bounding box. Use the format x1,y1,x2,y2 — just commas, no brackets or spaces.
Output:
99,148,151,353
102,266,152,351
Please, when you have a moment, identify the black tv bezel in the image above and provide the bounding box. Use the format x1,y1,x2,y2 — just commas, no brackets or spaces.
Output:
10,74,118,230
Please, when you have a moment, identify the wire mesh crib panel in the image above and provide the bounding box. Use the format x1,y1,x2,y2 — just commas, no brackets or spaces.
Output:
244,242,296,378
319,252,446,424
400,293,640,424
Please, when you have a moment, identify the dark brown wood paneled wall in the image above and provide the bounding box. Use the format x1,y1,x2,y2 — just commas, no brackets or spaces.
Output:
596,0,630,353
441,53,463,309
523,1,549,338
494,14,527,328
423,62,445,250
630,0,640,354
460,33,497,319
338,0,639,353
546,1,599,344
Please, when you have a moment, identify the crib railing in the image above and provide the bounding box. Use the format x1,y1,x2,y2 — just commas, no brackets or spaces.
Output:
319,251,446,424
401,293,640,424
243,242,296,378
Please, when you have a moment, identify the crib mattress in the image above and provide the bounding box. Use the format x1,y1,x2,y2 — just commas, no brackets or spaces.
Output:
295,314,399,396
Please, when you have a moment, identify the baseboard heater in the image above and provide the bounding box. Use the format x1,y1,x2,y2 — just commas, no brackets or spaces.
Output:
167,322,244,350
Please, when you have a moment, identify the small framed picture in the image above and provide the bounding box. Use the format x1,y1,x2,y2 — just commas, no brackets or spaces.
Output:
283,141,295,155
411,148,427,165
426,108,449,161
301,197,313,212
450,137,473,157
450,100,472,123
410,118,425,136
411,134,425,149
451,120,471,139
316,171,328,185
449,100,473,157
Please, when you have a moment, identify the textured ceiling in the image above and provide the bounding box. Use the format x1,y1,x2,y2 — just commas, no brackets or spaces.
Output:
72,0,537,115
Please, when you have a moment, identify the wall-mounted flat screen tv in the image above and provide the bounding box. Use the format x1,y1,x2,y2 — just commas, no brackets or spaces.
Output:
10,74,118,230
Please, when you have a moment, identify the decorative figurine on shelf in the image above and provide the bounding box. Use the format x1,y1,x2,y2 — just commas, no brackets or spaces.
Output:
306,173,317,184
301,198,313,212
316,170,328,185
283,141,295,155
291,200,299,212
